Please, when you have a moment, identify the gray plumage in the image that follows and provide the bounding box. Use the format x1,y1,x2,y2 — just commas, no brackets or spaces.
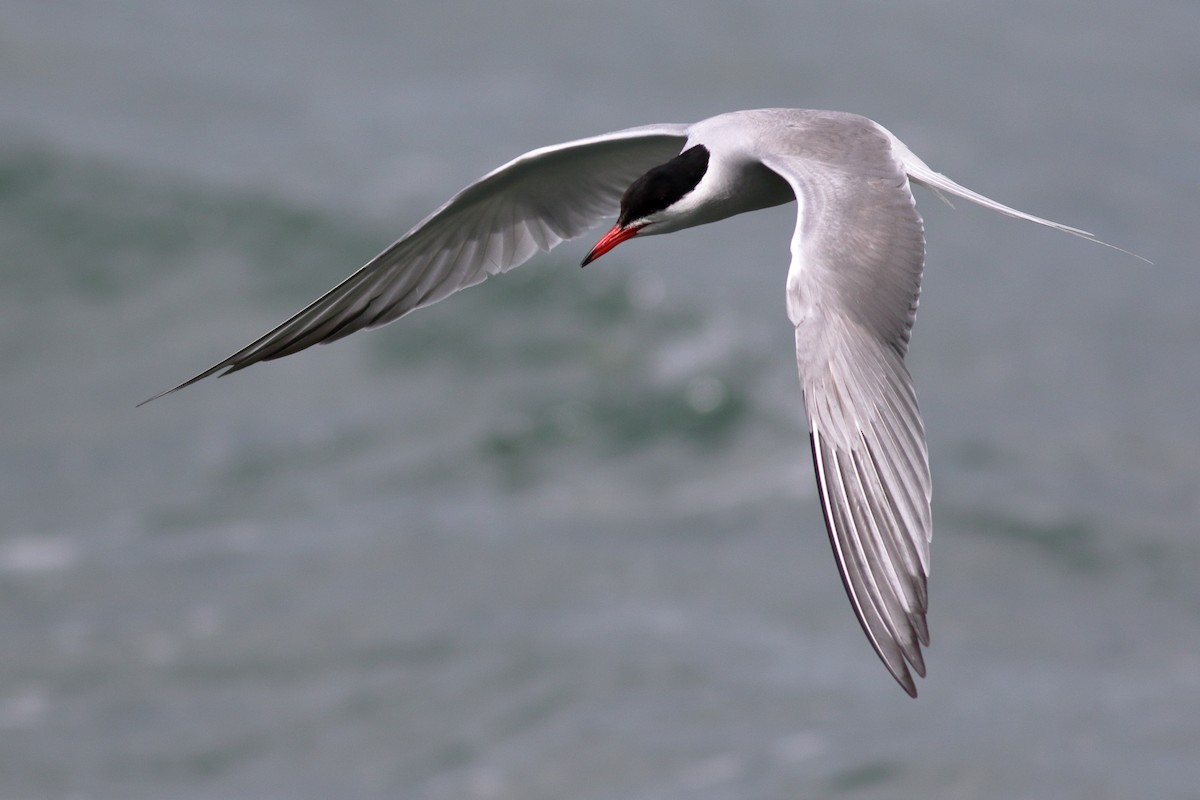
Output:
145,108,1134,696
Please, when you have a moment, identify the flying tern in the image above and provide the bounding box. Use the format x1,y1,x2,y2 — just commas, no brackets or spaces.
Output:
144,108,1141,696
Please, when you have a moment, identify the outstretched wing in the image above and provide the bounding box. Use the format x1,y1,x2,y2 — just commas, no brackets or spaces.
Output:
760,114,932,696
142,123,690,404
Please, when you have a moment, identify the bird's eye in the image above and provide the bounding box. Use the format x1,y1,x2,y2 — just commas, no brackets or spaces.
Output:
618,145,710,226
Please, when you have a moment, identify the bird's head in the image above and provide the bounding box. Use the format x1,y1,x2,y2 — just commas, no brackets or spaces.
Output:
581,144,710,266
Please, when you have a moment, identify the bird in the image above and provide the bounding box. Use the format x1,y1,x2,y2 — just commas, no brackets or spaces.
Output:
143,108,1141,696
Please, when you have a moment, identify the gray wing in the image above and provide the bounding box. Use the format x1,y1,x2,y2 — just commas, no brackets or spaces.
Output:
760,117,932,697
143,123,690,403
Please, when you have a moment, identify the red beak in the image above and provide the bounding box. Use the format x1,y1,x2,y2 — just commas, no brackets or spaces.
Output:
581,223,641,267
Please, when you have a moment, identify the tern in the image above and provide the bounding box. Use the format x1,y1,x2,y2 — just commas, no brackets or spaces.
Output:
144,108,1140,696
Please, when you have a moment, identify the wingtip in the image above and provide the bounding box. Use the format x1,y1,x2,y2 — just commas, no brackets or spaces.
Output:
885,645,923,698
136,363,234,408
136,381,190,408
807,424,930,700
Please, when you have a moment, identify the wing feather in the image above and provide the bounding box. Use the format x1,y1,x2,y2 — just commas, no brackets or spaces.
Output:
141,124,690,404
760,113,933,696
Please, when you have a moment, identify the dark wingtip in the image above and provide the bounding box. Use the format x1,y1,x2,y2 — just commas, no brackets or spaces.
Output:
136,381,192,408
135,362,236,407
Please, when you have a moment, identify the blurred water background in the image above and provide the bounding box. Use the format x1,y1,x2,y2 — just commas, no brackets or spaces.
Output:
2,1,1198,798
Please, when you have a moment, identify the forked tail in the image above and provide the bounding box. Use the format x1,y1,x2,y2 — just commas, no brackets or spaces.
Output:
882,130,1150,263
